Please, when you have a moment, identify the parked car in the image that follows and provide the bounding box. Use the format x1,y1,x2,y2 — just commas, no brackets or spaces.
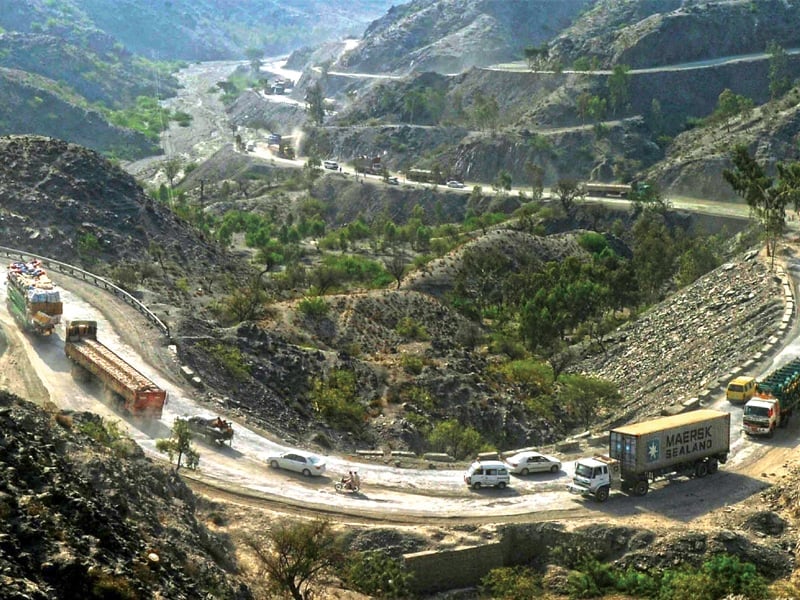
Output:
464,460,510,489
504,451,561,475
267,451,326,477
387,176,399,185
446,180,465,188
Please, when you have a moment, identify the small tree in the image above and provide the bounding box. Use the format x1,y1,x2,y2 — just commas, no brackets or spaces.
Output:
246,520,344,600
607,64,631,115
723,145,800,267
553,178,584,215
156,418,199,470
384,252,408,289
245,47,264,75
305,81,326,125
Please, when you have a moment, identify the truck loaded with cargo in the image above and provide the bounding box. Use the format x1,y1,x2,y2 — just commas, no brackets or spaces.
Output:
64,320,166,419
185,416,234,446
568,409,730,502
6,260,63,336
741,357,800,437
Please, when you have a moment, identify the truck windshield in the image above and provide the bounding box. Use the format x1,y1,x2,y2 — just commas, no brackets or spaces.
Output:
744,405,770,417
575,463,594,478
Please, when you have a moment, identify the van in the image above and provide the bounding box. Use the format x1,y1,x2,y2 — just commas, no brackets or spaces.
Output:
726,376,756,404
464,460,510,490
323,160,339,170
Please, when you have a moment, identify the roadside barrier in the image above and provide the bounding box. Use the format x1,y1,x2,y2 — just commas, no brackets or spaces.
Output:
0,246,170,340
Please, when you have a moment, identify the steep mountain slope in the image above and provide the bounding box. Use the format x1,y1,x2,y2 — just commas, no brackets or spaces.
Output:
647,87,800,201
549,0,800,69
0,70,158,159
0,135,248,308
338,0,592,74
0,32,178,109
1,0,397,61
0,391,250,599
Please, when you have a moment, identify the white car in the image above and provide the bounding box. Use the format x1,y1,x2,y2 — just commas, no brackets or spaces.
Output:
504,451,561,475
446,180,465,188
267,451,327,477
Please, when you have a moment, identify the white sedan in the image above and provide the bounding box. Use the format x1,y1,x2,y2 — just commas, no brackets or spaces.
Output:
503,451,561,475
267,451,327,477
446,180,465,188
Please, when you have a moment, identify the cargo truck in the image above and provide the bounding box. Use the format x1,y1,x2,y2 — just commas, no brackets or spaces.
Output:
568,409,730,502
742,357,800,437
6,260,63,336
64,320,166,419
186,416,234,446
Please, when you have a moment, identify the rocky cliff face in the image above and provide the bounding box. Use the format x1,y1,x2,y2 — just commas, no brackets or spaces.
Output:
0,392,251,599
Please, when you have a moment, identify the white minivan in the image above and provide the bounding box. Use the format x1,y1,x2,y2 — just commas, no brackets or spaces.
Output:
464,460,510,489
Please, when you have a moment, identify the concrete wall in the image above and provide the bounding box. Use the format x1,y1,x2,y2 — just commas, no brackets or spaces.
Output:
404,542,506,593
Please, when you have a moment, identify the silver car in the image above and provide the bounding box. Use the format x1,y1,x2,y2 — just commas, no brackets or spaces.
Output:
446,180,465,188
504,451,561,475
267,451,327,477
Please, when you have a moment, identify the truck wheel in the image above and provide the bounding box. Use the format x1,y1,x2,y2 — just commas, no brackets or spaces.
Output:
472,482,482,490
633,480,649,496
595,487,609,502
694,462,708,478
497,481,507,490
707,459,718,474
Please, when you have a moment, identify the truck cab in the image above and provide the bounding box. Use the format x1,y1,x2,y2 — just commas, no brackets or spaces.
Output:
568,455,622,502
743,395,781,437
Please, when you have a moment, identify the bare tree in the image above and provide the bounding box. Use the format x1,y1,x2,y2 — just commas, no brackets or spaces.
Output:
384,252,409,289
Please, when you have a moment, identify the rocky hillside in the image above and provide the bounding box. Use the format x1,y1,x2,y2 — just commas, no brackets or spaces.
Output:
0,70,158,160
575,250,786,426
1,0,396,61
0,391,251,599
646,87,800,201
549,0,800,69
0,32,179,109
337,0,591,74
0,135,249,311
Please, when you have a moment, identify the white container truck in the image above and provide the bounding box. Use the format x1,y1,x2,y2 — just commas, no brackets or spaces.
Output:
568,409,730,502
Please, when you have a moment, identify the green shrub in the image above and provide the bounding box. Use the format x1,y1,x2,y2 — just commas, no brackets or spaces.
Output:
481,565,543,599
79,418,124,447
489,335,528,360
298,296,329,317
428,419,483,459
578,232,609,255
400,354,425,375
309,369,366,432
395,317,429,341
492,359,553,394
199,342,251,381
341,550,412,599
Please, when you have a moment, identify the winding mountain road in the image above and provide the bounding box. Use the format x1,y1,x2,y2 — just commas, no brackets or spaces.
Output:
86,53,800,524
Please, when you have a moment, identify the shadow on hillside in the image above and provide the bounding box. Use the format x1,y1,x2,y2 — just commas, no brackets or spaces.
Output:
570,470,768,522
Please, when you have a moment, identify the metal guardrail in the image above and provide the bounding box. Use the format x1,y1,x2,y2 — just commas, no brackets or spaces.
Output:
1,246,171,340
